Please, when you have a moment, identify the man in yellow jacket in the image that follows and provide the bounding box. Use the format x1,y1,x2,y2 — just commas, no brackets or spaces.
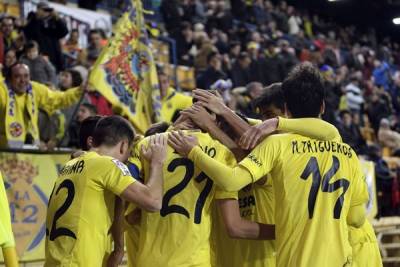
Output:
0,63,82,148
0,171,18,267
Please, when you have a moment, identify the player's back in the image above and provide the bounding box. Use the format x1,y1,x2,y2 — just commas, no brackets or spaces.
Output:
135,131,234,267
243,133,369,267
45,152,133,267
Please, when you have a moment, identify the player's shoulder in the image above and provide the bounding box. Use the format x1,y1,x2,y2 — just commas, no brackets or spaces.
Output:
84,152,130,176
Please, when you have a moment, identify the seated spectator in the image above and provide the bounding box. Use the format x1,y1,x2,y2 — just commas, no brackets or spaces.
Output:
0,63,82,148
344,75,364,114
196,52,226,90
158,69,192,123
20,41,57,85
230,52,251,87
338,110,366,154
378,118,400,154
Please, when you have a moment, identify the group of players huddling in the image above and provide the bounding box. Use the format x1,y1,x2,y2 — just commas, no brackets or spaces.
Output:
44,63,383,267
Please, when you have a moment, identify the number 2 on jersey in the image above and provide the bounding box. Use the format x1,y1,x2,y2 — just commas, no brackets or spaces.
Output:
300,156,350,219
47,179,77,241
160,158,214,224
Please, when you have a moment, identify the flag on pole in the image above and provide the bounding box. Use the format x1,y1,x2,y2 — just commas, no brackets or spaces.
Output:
89,0,161,134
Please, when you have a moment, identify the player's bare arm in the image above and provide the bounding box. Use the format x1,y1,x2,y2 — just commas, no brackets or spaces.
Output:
120,134,167,212
218,199,275,240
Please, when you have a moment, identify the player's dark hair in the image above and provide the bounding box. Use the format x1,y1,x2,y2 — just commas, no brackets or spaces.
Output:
282,63,325,118
92,116,135,147
81,103,97,115
254,83,284,112
79,115,103,150
145,122,170,137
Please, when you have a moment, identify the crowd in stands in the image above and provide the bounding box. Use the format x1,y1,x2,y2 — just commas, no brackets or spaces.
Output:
1,0,400,217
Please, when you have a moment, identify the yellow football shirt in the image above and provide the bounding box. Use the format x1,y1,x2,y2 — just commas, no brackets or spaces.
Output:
212,177,276,267
44,151,135,267
238,134,369,267
128,131,235,267
0,171,15,249
161,87,192,123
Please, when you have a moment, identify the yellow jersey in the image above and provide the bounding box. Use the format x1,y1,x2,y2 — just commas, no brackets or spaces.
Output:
128,131,235,267
45,151,135,267
0,171,15,249
161,87,192,123
239,134,369,267
212,177,276,267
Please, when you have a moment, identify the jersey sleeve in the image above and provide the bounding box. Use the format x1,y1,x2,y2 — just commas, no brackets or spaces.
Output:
349,157,369,207
215,189,238,200
101,159,136,196
278,117,342,142
238,136,279,182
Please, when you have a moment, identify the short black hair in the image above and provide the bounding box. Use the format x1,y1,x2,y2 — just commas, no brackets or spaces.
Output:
207,51,219,64
79,115,103,150
81,103,97,115
282,63,325,118
145,122,170,137
66,69,83,87
254,83,284,111
25,40,39,51
92,116,135,147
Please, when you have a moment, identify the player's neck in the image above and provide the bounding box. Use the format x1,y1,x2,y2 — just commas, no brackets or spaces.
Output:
90,146,120,160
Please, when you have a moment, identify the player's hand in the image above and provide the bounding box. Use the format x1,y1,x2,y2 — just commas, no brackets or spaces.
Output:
106,249,124,267
172,111,195,130
168,131,198,157
193,89,226,115
239,118,279,150
180,105,215,131
141,133,167,164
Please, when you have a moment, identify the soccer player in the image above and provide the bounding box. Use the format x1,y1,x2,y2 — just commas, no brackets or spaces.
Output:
126,110,272,267
44,116,167,267
169,63,369,267
0,171,18,267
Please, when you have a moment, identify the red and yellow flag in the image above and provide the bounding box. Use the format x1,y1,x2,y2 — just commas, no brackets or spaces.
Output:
89,0,161,134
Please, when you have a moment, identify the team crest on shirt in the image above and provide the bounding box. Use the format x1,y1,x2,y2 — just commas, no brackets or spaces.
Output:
9,122,23,137
112,159,130,176
0,157,47,257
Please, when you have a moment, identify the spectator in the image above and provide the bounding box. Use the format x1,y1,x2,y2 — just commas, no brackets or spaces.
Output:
367,92,392,132
378,118,400,154
344,75,364,114
158,69,192,123
20,40,57,85
173,22,194,66
24,2,69,71
1,49,17,79
160,0,183,34
0,63,82,148
0,16,16,65
67,103,97,148
196,52,226,90
338,110,366,153
261,40,284,85
287,6,302,35
230,52,251,87
63,29,82,68
79,29,104,67
277,39,298,77
78,0,101,10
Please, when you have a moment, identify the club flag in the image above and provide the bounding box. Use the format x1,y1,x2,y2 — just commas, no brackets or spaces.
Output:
89,0,162,134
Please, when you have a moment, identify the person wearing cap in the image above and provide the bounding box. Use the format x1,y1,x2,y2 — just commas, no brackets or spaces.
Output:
24,1,68,71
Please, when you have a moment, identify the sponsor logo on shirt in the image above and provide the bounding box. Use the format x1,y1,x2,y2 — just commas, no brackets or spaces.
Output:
112,159,130,176
247,154,262,167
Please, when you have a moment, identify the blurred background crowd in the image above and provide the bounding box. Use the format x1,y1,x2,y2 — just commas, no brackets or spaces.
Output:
1,0,400,218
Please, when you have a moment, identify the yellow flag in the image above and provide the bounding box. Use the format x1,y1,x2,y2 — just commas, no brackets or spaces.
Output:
89,0,161,134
